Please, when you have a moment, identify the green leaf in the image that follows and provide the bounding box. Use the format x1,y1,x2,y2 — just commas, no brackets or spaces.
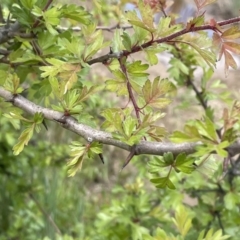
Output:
127,60,149,73
126,7,155,33
171,127,201,143
59,63,82,93
3,112,31,122
157,17,183,37
172,205,192,237
11,5,35,26
202,228,230,240
142,77,174,109
33,112,44,124
58,37,84,58
43,7,61,35
67,142,86,176
60,4,91,25
83,30,110,61
122,32,132,52
3,73,23,94
0,70,8,85
151,177,176,190
224,192,239,210
148,158,170,172
20,0,37,10
195,117,218,142
77,85,103,102
185,41,216,68
105,78,128,96
13,125,34,155
88,142,103,158
148,152,175,174
170,58,189,75
213,141,229,157
175,153,195,174
112,28,123,53
122,117,137,137
40,58,65,78
163,152,175,165
144,45,166,66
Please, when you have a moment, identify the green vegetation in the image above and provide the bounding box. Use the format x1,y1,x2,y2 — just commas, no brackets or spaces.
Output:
1,0,240,239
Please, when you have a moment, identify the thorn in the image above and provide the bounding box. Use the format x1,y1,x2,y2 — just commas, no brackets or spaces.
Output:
109,47,113,54
99,153,104,164
121,145,136,170
42,119,48,131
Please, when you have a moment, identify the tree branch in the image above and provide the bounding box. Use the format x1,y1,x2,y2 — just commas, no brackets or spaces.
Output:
0,22,21,44
1,87,240,157
57,24,132,32
87,16,240,65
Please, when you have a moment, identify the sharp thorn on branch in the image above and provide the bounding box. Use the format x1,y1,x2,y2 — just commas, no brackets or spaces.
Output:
98,153,104,164
42,119,48,131
121,145,136,170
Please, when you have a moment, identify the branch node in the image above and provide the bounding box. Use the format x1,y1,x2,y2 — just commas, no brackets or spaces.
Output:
121,145,137,170
54,116,67,124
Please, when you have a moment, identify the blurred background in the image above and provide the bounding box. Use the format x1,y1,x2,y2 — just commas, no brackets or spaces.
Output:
1,0,240,239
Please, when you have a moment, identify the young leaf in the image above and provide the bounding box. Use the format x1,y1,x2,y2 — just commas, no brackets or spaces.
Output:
60,4,91,25
87,142,103,158
142,77,174,109
172,205,192,237
13,125,34,155
43,7,61,35
174,153,195,174
157,17,183,37
67,142,86,176
150,177,176,190
121,32,132,52
125,4,155,33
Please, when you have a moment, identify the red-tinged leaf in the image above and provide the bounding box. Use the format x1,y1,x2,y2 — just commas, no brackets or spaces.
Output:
212,32,222,52
223,42,240,55
222,26,240,40
224,50,237,72
218,45,224,61
192,15,205,26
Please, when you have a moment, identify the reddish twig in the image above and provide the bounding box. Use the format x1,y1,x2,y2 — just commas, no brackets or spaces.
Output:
118,57,141,124
87,16,240,66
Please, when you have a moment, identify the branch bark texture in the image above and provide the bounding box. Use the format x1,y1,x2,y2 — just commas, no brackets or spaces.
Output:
1,87,240,157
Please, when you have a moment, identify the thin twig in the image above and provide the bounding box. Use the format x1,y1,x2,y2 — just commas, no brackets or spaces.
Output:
118,57,141,124
87,16,240,65
57,24,132,32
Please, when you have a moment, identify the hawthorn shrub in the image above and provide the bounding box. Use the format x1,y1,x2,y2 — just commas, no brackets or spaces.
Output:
0,0,240,239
